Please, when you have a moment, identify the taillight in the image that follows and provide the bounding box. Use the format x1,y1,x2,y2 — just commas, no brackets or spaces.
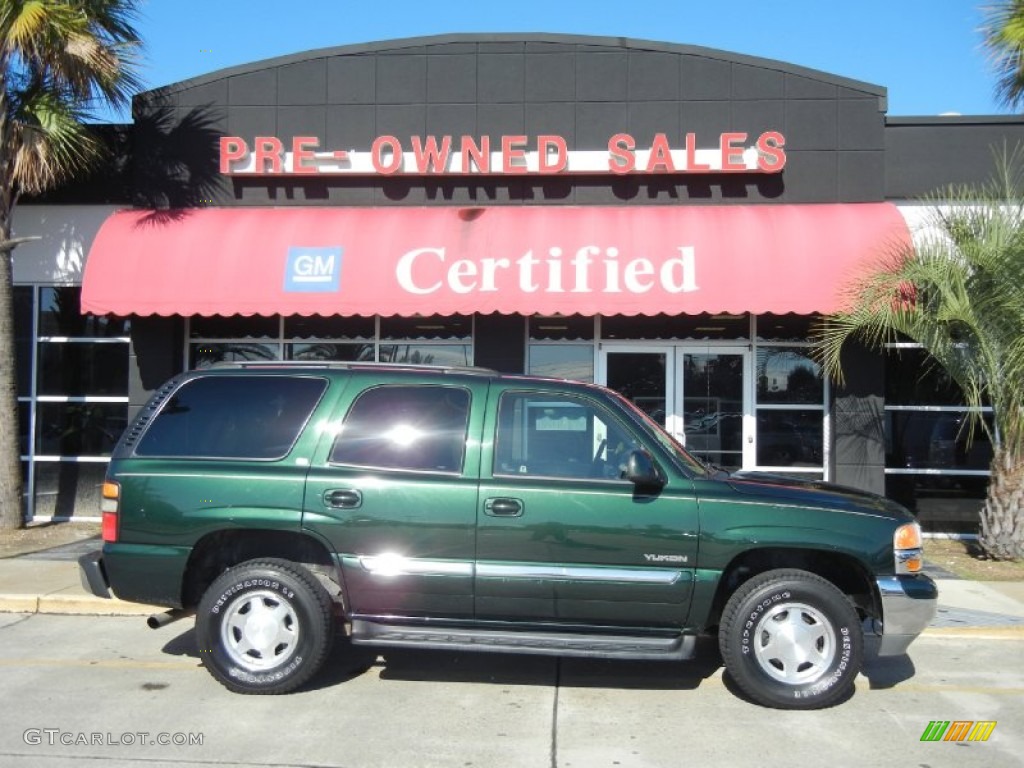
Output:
101,481,120,542
894,522,923,574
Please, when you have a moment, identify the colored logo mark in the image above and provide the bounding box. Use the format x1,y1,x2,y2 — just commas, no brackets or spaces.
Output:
284,247,342,293
920,720,997,742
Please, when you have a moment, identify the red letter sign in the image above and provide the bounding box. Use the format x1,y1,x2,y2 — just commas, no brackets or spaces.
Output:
219,137,248,174
291,136,319,175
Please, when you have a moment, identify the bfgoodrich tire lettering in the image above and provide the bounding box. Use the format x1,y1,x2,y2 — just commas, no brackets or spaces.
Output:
196,559,334,694
719,569,863,710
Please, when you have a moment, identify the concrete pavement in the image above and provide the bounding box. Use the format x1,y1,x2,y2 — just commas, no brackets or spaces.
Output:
0,538,1023,635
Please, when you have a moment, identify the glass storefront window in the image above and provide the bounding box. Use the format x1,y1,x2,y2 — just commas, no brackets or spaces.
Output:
18,286,132,520
528,344,594,382
38,287,129,337
755,313,818,342
380,315,471,340
191,342,281,368
35,403,128,456
883,343,992,533
15,286,33,396
602,313,749,340
188,315,477,369
378,344,471,366
284,316,375,340
288,343,375,362
529,314,594,341
885,411,993,472
756,347,823,404
756,410,823,467
37,343,129,396
189,315,279,339
884,347,970,406
886,474,987,535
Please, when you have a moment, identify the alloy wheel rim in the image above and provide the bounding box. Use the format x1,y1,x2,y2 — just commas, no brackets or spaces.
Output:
220,589,300,672
752,601,836,685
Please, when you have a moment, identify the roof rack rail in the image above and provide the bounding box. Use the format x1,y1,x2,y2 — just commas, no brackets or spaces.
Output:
207,360,498,375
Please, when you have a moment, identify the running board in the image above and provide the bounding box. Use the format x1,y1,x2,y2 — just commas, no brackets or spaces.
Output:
350,620,696,660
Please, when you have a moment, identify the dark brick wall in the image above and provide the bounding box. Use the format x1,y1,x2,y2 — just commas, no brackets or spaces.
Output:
886,116,1024,199
128,316,182,420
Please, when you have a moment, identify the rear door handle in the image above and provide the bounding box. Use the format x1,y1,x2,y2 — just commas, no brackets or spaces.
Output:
324,489,362,509
484,498,523,517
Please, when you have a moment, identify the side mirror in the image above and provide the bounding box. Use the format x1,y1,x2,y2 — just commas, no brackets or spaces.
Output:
624,449,664,488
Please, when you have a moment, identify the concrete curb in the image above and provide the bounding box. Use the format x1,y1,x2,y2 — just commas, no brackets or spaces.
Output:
0,594,164,617
921,625,1024,639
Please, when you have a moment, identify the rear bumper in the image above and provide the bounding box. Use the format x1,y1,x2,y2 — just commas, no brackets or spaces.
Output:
78,550,112,599
874,574,938,656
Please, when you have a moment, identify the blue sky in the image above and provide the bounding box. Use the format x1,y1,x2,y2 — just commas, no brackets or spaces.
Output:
107,0,1006,122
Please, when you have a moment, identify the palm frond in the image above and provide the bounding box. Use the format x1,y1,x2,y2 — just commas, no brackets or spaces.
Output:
817,149,1024,457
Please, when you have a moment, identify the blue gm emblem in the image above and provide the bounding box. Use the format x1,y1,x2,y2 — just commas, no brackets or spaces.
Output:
284,247,342,292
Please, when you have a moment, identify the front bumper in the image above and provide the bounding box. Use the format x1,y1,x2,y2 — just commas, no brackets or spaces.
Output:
874,574,938,656
78,550,112,599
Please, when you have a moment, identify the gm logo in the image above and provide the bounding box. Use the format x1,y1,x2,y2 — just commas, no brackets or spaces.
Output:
284,247,342,292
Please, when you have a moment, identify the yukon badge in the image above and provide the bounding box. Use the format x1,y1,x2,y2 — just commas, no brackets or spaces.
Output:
644,553,688,564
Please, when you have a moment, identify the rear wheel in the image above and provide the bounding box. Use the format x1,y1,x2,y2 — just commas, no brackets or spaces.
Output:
719,569,863,709
196,558,335,694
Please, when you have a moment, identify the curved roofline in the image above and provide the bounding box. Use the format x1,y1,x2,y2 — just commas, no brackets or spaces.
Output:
137,32,886,105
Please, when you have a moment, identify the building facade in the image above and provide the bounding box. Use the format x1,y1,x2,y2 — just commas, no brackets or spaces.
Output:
12,34,1024,531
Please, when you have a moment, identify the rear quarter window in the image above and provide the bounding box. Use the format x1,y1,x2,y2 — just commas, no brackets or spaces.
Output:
135,375,327,459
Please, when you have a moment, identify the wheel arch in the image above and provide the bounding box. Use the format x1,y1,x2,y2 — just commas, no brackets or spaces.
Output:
705,546,880,630
182,529,341,609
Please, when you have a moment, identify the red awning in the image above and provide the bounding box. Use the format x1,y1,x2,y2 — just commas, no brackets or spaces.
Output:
81,204,910,317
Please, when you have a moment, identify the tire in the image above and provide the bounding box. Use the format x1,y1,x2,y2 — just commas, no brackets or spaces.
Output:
719,569,863,709
196,558,335,694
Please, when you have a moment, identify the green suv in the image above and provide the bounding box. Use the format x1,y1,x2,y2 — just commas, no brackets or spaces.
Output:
79,362,936,709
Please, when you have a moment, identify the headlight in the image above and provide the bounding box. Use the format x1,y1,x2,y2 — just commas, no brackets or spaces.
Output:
894,522,923,574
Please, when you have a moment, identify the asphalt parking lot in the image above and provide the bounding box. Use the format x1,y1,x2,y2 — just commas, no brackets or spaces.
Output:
0,612,1020,768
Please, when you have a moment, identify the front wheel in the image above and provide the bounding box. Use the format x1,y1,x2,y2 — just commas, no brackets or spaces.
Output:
196,559,335,694
719,569,863,709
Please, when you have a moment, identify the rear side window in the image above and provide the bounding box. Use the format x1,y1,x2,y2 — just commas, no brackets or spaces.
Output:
330,385,470,473
135,375,327,459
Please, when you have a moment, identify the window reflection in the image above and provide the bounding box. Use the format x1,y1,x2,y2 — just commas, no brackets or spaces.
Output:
886,475,987,534
331,386,471,473
36,403,127,456
756,347,823,404
756,410,823,466
528,345,594,382
191,343,280,368
885,412,993,471
38,287,129,336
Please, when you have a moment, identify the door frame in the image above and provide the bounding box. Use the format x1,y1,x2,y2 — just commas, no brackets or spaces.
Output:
598,342,754,470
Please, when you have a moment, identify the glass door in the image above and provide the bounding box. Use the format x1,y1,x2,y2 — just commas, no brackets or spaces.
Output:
677,347,751,471
600,345,752,471
600,346,674,428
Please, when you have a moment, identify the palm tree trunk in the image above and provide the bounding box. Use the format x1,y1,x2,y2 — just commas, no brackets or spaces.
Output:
979,446,1024,560
0,227,24,530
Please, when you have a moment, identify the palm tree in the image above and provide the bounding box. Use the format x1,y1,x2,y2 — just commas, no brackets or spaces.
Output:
0,1,141,530
982,1,1024,109
817,155,1024,560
